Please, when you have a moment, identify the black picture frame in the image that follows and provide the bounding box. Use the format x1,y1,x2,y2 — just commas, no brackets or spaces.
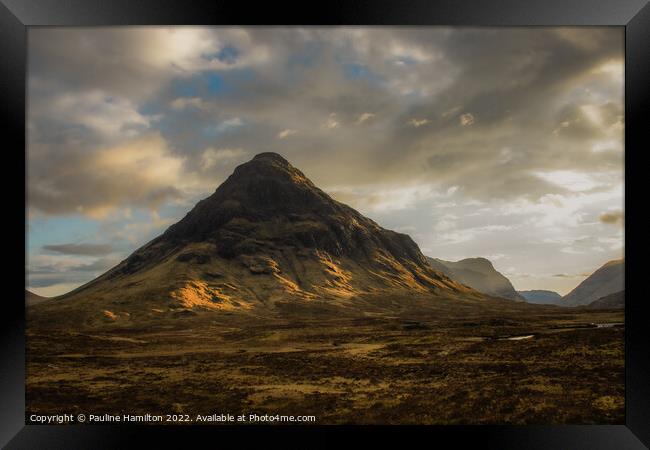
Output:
2,1,649,448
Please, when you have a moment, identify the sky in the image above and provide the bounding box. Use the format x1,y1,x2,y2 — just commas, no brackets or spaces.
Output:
27,27,624,297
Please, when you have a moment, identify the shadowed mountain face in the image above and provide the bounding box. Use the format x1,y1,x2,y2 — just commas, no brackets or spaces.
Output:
518,290,563,305
41,153,478,326
588,290,624,309
426,257,524,301
562,259,624,307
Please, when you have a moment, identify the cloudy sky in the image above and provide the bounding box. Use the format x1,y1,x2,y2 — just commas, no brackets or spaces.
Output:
27,27,624,297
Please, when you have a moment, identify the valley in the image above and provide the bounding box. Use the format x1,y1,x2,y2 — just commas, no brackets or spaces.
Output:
26,295,624,425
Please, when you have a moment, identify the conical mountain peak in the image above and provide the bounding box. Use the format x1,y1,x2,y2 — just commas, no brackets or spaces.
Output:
57,152,478,315
251,152,290,164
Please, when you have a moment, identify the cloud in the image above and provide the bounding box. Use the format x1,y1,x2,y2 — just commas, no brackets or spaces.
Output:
27,254,120,289
170,97,206,110
200,147,245,170
277,129,298,139
28,133,187,217
29,28,271,101
214,117,243,132
70,257,121,272
29,88,155,141
534,170,600,192
459,113,475,126
408,118,429,127
329,184,436,213
435,224,514,245
552,273,583,278
599,210,624,226
42,243,113,256
324,113,340,129
355,113,375,124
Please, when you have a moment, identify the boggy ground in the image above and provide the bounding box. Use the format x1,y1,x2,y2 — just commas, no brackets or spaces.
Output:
26,295,624,425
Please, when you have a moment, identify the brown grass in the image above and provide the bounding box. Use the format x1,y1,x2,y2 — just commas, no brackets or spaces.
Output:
26,294,624,425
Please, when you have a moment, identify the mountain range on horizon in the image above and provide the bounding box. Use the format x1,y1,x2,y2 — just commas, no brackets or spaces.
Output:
517,290,563,304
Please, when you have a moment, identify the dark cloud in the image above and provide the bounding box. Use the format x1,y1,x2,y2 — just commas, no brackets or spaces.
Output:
28,256,120,288
600,210,624,225
28,27,624,212
42,243,113,256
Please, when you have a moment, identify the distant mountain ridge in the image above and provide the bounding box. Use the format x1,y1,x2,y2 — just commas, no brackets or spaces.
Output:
562,259,624,307
518,290,563,305
25,290,49,306
426,257,524,301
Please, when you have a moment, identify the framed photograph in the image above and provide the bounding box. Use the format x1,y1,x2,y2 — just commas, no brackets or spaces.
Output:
3,0,649,448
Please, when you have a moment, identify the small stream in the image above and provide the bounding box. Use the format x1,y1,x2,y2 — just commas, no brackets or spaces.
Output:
492,322,624,342
592,322,624,328
501,334,534,341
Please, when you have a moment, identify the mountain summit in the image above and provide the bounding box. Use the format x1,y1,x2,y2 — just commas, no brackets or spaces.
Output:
49,153,477,325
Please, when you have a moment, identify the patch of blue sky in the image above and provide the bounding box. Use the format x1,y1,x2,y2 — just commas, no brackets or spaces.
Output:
170,78,200,97
169,73,226,97
201,118,243,138
288,42,323,69
341,62,384,85
212,68,256,90
202,45,240,65
203,72,225,94
137,100,163,117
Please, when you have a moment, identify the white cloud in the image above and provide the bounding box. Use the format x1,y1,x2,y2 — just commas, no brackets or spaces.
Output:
29,133,188,217
534,170,600,193
170,97,206,110
328,184,436,213
37,90,154,140
277,129,298,139
408,118,429,128
434,213,458,232
216,117,243,132
324,113,340,129
355,112,375,124
201,148,245,170
442,106,460,118
459,113,475,126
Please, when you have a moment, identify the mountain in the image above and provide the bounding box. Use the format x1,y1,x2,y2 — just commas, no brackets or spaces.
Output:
25,290,49,306
38,153,479,326
518,290,563,305
426,257,524,301
587,290,624,309
562,259,624,307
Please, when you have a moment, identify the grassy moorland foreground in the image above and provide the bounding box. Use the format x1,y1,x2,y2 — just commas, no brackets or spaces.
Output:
26,295,624,425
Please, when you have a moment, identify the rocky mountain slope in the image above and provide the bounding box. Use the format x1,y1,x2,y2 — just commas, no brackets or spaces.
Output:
426,257,524,301
587,290,624,309
562,259,624,307
33,153,481,326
